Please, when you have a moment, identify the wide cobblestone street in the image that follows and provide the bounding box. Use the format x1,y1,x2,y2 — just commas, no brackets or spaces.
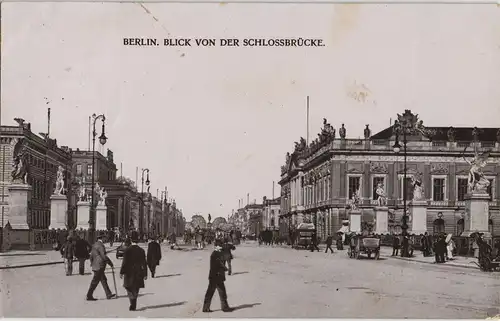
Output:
1,242,499,318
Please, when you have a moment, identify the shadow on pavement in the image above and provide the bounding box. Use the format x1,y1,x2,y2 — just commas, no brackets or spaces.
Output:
137,301,187,311
356,257,387,261
231,271,248,276
232,303,262,311
116,293,153,299
155,273,181,278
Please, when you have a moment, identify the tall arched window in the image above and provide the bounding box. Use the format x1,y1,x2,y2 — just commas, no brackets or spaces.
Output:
271,217,275,227
456,219,465,236
433,218,445,235
489,219,494,236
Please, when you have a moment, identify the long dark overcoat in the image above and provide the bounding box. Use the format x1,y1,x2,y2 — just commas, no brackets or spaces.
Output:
120,244,147,289
147,241,162,266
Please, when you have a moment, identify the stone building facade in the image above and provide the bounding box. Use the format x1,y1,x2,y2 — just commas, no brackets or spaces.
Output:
262,196,281,230
1,120,73,229
279,111,500,240
71,149,118,230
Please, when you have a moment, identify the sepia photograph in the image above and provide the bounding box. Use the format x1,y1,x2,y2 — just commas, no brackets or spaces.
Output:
0,1,499,318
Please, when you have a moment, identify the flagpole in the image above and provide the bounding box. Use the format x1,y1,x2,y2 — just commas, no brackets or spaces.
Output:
306,96,310,145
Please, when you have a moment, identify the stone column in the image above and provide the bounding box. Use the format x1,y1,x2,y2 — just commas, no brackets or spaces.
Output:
7,184,31,230
77,201,91,230
462,192,491,238
411,200,428,235
95,204,107,230
49,194,68,229
374,206,389,234
349,210,362,233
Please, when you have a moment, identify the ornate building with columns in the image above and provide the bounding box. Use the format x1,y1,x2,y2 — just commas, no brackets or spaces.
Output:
1,120,73,229
279,111,500,241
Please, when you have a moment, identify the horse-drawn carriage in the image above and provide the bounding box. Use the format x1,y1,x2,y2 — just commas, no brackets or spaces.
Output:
348,234,381,260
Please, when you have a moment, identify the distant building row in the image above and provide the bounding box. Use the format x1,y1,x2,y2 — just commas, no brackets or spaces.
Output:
0,118,185,236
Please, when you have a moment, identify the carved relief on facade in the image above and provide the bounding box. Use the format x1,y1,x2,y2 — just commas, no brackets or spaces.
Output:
369,162,388,173
430,163,449,175
346,163,364,174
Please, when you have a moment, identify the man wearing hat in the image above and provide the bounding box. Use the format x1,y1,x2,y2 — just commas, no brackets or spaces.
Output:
120,231,148,311
86,235,116,301
202,239,233,313
60,235,76,276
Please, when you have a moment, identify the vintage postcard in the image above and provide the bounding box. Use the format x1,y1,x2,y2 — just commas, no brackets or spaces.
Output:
1,0,499,318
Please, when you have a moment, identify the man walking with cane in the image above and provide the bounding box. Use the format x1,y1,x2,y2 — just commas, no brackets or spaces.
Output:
86,235,116,301
120,231,148,311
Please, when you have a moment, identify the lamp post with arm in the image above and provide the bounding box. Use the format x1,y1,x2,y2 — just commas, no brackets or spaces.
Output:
392,110,434,255
90,114,107,243
140,168,150,237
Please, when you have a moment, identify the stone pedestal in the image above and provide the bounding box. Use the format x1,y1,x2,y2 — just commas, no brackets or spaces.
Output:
95,204,107,230
7,184,31,230
349,210,361,233
374,206,389,234
49,194,67,229
410,200,428,235
77,201,91,230
461,193,491,238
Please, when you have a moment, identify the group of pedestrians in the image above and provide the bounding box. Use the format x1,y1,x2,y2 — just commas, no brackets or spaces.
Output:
58,230,239,313
59,232,164,311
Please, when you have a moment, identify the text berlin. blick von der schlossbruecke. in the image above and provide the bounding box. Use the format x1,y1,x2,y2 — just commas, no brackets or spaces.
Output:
123,37,326,47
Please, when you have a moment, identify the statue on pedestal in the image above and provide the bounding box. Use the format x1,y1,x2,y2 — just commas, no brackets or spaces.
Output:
53,166,66,195
463,146,490,194
411,174,424,201
98,189,107,206
78,182,87,202
95,182,107,205
349,188,361,211
11,139,29,184
375,183,387,206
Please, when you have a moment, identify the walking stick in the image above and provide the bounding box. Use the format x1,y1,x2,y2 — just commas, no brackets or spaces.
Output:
111,267,118,298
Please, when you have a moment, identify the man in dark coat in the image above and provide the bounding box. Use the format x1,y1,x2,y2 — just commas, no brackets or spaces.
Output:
146,237,162,278
336,233,344,250
392,235,400,256
221,239,236,275
310,233,320,252
202,240,233,313
120,231,148,311
325,234,334,254
75,235,92,275
61,236,76,276
86,235,116,301
434,234,447,263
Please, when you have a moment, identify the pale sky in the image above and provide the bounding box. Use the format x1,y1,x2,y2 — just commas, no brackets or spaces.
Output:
1,2,499,221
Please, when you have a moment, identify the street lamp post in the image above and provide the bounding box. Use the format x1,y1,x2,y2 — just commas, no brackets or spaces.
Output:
90,114,107,242
392,110,433,256
140,168,150,237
